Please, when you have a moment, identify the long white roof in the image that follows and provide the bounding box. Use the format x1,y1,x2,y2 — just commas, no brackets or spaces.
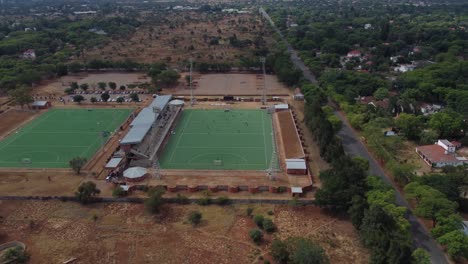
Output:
121,95,172,145
285,159,307,170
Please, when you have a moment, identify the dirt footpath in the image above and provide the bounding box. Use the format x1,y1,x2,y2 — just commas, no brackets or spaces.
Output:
0,201,368,264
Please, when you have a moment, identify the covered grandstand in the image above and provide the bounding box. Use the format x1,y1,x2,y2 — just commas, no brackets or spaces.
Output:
120,95,182,167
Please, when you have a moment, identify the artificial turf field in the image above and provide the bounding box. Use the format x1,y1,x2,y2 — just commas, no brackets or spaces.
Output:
0,108,133,168
159,109,274,170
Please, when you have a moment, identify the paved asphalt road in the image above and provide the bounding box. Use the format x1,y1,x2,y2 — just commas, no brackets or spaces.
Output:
260,6,449,263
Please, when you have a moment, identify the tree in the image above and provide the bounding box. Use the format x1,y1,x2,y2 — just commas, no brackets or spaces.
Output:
437,230,468,259
130,93,139,102
315,156,368,211
288,238,330,264
249,229,263,244
145,188,165,214
90,97,97,103
9,86,33,109
101,92,110,102
395,113,424,140
158,70,180,86
70,82,79,90
188,211,202,226
116,97,124,103
119,85,126,91
253,215,264,228
360,205,412,263
263,218,276,233
270,239,289,264
215,196,230,205
2,247,29,264
414,195,458,227
348,195,368,229
108,82,117,90
373,87,389,100
428,110,465,138
419,130,438,145
97,82,107,90
147,62,167,84
112,186,126,197
69,156,87,174
432,214,463,238
75,181,100,204
73,95,85,104
411,248,431,264
79,83,89,91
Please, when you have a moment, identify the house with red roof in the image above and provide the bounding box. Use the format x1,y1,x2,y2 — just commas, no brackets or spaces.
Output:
416,139,467,168
347,50,362,58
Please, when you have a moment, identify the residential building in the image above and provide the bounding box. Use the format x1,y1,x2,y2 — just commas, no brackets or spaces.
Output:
415,139,468,168
420,103,442,116
22,49,36,60
347,50,362,58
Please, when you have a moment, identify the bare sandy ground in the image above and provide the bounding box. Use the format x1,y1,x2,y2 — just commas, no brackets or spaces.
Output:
169,73,291,96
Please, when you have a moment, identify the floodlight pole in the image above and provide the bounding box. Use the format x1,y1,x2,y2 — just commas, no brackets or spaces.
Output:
260,57,266,105
189,58,194,107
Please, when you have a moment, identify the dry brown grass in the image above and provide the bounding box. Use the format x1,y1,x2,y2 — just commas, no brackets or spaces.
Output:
0,201,369,264
81,12,273,66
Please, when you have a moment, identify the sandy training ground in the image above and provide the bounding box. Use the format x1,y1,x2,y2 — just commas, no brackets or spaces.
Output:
170,73,291,96
0,201,368,264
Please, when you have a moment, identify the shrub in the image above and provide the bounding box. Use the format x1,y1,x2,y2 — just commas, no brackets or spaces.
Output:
2,247,29,264
196,197,211,206
215,196,230,205
267,210,274,216
263,218,276,233
288,197,300,207
188,211,202,226
246,207,254,217
145,188,165,214
270,239,289,264
277,186,287,193
75,181,100,204
253,215,264,228
112,186,126,198
175,194,190,204
249,229,263,244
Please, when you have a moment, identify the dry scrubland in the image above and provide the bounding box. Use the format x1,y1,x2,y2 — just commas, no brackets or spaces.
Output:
0,201,368,264
83,12,273,65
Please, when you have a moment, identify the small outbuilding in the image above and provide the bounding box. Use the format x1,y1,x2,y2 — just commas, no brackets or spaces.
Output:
291,187,303,197
31,101,51,110
293,88,304,101
286,159,307,175
105,157,123,169
274,104,289,111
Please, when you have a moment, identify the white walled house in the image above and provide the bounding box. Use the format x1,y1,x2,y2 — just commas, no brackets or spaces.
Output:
415,139,467,168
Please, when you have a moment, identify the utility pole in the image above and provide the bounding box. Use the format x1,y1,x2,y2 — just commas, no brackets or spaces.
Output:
189,58,194,107
260,57,266,105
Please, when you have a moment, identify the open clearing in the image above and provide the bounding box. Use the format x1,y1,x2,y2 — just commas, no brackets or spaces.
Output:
159,109,274,170
0,108,132,168
0,201,368,264
170,73,290,96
